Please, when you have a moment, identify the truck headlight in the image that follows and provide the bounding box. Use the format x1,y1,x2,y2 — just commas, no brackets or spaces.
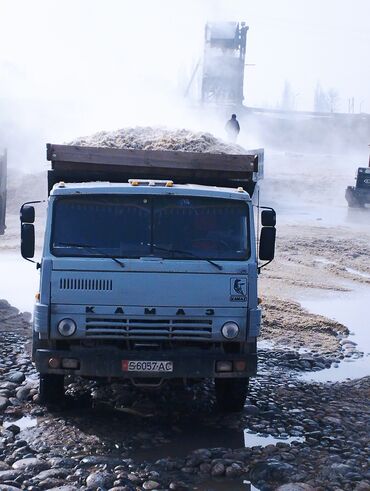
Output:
57,318,77,337
221,321,240,339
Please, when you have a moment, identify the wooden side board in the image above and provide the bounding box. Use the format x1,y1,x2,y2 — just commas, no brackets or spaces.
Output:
47,144,259,177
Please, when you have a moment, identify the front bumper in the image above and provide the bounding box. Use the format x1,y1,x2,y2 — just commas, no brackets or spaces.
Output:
35,348,257,379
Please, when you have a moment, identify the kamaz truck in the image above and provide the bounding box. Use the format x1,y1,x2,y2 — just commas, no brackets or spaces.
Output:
20,143,276,411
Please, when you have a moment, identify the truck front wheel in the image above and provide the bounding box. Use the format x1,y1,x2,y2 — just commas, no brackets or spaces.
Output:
39,374,65,405
215,377,249,412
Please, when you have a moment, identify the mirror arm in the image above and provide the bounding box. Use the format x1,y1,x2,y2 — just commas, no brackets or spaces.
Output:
21,199,45,209
23,257,41,269
258,259,273,274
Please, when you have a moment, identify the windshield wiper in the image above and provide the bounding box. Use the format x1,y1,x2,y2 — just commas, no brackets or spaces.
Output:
150,244,222,271
56,242,125,268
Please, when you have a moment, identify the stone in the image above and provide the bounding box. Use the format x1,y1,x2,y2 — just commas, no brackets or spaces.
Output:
0,382,17,391
276,484,316,491
5,424,20,435
15,387,30,401
86,471,113,489
0,469,22,482
5,372,25,384
330,463,353,476
38,478,66,488
46,487,79,491
33,467,69,481
211,462,225,477
80,455,121,466
225,463,243,478
354,482,370,491
142,480,160,490
169,481,190,490
12,457,49,473
0,396,9,410
244,404,260,415
249,460,295,481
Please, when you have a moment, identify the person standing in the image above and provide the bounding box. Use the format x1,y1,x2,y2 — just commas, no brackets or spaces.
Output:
225,114,240,143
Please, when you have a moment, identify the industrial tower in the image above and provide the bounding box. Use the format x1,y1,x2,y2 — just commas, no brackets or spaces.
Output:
201,22,248,106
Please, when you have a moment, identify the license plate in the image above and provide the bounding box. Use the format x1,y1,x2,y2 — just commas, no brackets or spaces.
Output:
122,360,173,372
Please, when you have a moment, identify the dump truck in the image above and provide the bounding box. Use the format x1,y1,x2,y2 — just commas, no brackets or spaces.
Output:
345,151,370,208
20,143,276,411
0,149,7,235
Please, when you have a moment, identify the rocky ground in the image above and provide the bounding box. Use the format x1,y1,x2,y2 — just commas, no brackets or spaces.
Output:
0,298,369,491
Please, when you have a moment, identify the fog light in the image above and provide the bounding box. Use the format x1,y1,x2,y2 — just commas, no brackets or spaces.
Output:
221,322,240,339
62,358,80,369
48,357,61,369
57,318,77,337
234,360,246,372
216,361,233,372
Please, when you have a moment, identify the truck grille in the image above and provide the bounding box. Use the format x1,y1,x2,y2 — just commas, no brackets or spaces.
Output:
59,278,113,291
85,315,212,341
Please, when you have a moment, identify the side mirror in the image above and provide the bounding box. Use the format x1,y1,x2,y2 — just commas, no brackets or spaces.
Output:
259,227,276,261
20,205,35,224
21,223,35,258
261,209,276,227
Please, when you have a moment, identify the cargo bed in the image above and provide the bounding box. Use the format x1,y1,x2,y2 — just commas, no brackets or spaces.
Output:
47,144,263,196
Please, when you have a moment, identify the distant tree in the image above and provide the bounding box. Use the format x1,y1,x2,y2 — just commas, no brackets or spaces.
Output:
314,82,329,112
327,88,340,113
314,82,340,113
280,81,296,111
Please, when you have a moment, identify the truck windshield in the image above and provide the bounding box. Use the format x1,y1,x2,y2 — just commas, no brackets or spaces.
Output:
51,195,250,260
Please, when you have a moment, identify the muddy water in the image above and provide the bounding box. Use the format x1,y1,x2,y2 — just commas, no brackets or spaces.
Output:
0,252,38,313
4,415,38,430
300,285,370,382
194,479,257,490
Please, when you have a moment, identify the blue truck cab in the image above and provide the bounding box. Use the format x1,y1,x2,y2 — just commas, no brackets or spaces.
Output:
20,143,276,411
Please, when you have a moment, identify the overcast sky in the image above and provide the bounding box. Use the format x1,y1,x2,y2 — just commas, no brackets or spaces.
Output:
0,0,369,143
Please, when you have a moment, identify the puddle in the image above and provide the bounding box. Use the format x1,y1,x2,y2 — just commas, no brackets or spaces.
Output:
195,479,258,490
314,259,370,280
4,415,38,430
0,253,38,313
300,285,370,382
345,267,370,279
129,418,304,466
314,257,336,266
244,430,304,447
130,423,244,461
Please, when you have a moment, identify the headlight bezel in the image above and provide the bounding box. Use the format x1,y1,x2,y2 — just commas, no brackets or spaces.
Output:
57,318,77,337
221,321,240,340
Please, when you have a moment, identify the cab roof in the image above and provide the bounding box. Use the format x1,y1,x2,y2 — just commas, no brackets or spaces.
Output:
50,180,251,201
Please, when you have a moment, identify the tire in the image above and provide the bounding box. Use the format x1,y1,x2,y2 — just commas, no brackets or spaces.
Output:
215,377,249,412
39,374,65,405
346,188,364,208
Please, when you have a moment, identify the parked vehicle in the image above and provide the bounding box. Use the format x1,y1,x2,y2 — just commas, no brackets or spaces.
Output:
345,151,370,208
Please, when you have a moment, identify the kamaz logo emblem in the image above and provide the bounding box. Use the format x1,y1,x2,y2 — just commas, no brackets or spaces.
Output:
230,277,247,302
